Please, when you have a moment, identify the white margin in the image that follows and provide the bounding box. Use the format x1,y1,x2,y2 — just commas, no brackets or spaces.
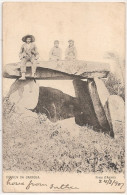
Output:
0,1,126,195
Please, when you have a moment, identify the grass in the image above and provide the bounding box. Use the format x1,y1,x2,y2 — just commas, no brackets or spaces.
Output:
3,98,125,173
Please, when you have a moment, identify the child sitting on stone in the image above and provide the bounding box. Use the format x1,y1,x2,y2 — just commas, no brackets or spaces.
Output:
49,40,62,61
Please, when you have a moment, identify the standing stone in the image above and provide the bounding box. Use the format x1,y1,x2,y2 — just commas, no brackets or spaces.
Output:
94,77,110,107
105,95,125,138
88,79,111,135
7,79,39,115
93,78,125,137
73,79,101,130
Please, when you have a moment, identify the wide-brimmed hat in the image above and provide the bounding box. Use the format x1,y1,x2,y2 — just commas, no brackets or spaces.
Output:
22,35,35,42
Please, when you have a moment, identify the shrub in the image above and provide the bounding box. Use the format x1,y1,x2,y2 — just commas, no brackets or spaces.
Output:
104,73,125,100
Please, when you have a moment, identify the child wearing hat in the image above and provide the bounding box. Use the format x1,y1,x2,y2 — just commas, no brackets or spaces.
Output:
65,40,77,60
49,40,62,61
19,35,39,80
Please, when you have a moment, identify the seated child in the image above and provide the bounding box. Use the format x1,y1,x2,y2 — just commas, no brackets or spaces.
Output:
65,40,77,60
49,40,62,61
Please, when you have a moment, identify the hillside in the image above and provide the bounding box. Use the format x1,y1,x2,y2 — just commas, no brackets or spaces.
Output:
3,99,125,173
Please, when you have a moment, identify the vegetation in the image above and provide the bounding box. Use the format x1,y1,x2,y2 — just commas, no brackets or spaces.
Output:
104,73,125,100
3,98,125,173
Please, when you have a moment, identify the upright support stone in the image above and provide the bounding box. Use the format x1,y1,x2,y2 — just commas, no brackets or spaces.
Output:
88,78,111,135
93,77,110,107
73,79,101,130
73,78,114,136
93,78,116,137
7,79,39,115
104,95,125,138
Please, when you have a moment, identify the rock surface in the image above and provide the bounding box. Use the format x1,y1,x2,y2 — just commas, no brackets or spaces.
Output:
8,79,39,115
3,60,110,79
88,79,111,134
73,79,101,130
105,95,125,138
94,78,110,107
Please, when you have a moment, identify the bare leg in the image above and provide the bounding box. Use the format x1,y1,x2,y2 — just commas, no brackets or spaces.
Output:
31,57,37,77
20,72,26,80
20,58,27,80
32,65,36,77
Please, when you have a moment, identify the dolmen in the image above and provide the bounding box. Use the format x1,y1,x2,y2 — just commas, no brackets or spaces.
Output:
3,60,125,138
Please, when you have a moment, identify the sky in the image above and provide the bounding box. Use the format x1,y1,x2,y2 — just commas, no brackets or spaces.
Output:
2,2,125,96
3,2,125,63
